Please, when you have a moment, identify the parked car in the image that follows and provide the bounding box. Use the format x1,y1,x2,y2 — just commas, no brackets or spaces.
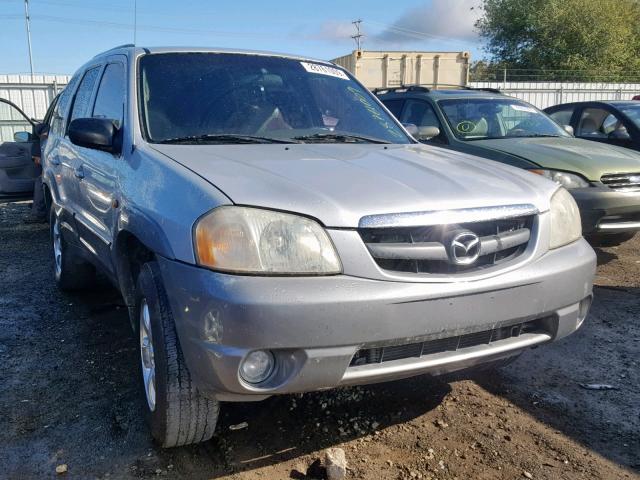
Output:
0,98,41,201
544,101,640,152
43,46,595,447
376,86,640,245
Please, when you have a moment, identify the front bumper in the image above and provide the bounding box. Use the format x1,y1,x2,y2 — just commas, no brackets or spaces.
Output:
572,186,640,234
158,238,595,401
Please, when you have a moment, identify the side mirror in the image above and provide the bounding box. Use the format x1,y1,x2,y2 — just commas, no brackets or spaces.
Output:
13,131,32,143
402,123,418,136
563,125,574,136
417,126,440,140
69,118,120,154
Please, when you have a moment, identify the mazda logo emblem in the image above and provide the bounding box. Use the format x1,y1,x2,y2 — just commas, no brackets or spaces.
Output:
449,232,481,265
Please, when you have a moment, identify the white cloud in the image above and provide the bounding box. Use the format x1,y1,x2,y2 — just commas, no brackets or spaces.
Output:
312,20,358,44
376,0,481,45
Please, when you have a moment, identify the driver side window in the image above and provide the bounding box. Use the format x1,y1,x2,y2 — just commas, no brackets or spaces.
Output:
577,108,626,138
399,100,446,143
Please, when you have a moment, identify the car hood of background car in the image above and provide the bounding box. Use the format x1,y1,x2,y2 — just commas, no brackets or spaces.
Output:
150,143,556,228
472,137,640,181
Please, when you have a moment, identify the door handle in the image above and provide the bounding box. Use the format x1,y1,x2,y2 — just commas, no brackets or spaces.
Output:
74,165,85,179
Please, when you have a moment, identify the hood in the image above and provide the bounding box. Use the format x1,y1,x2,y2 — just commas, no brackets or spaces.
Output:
472,137,640,181
150,143,556,228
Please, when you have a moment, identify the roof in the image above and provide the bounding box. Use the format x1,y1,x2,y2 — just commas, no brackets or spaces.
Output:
91,45,333,65
546,100,640,110
374,85,507,100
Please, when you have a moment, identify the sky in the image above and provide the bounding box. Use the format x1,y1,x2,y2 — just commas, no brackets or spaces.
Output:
0,0,484,75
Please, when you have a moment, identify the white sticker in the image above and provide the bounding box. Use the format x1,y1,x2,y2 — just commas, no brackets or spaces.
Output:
511,104,537,113
300,61,349,80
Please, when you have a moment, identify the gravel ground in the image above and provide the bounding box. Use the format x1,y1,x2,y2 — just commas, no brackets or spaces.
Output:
0,201,638,480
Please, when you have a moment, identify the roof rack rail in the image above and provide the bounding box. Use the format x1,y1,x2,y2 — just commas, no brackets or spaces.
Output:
373,85,431,94
373,83,502,94
93,44,135,58
463,86,502,94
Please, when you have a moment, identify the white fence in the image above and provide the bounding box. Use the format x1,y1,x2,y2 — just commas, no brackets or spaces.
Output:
0,74,70,142
470,81,640,110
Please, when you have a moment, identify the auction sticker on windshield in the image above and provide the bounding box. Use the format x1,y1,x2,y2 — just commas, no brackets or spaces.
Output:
300,62,349,80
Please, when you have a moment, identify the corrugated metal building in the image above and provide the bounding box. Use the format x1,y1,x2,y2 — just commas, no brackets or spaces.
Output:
0,74,70,142
470,81,640,110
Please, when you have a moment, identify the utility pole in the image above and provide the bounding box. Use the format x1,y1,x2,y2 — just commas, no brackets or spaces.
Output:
24,0,34,78
133,0,137,45
351,19,364,51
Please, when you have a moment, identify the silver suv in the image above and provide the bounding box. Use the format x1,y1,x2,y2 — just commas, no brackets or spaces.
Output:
42,46,596,447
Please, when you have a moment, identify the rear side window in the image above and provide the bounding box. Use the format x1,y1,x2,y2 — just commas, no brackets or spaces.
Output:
68,67,101,126
548,107,575,127
50,74,80,136
92,63,125,127
382,99,404,119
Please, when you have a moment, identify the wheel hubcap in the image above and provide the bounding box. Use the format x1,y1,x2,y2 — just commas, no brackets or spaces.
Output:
52,217,62,276
139,299,156,412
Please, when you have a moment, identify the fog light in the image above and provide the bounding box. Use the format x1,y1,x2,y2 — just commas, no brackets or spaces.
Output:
240,350,275,384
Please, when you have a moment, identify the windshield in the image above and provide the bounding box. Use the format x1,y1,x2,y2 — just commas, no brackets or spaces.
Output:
620,105,640,129
138,53,411,144
439,98,568,141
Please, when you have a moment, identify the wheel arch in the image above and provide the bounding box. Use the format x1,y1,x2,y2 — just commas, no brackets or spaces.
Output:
114,229,160,328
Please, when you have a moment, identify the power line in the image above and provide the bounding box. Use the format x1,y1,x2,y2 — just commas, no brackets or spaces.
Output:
366,19,476,47
2,13,281,38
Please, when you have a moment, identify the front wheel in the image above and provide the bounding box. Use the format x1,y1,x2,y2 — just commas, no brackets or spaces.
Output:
136,261,220,447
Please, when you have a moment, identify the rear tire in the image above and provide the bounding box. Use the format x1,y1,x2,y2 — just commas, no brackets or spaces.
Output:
135,261,219,447
50,208,96,290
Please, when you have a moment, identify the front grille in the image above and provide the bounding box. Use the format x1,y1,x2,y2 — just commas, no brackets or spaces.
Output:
601,173,640,191
360,215,534,275
349,319,546,367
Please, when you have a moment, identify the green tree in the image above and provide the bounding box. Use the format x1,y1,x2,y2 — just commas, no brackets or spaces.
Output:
476,0,640,81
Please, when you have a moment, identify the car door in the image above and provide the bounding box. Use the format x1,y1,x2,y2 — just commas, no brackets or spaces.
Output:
43,73,80,213
0,98,38,199
575,106,635,149
72,59,126,275
59,65,103,252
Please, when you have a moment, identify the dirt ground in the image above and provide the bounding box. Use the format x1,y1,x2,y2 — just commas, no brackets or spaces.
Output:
1,201,638,480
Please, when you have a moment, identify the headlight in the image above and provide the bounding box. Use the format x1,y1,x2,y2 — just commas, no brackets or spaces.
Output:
194,206,342,274
549,187,582,249
530,169,589,189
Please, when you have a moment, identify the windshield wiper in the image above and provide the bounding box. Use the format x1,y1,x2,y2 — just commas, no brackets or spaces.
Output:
293,133,391,144
521,134,563,138
157,134,296,144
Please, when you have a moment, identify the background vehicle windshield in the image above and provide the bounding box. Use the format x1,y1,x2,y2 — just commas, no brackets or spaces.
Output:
620,105,640,129
139,53,411,144
439,98,568,141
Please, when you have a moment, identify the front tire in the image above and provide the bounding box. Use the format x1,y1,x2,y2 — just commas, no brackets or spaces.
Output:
50,208,96,290
136,261,219,447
